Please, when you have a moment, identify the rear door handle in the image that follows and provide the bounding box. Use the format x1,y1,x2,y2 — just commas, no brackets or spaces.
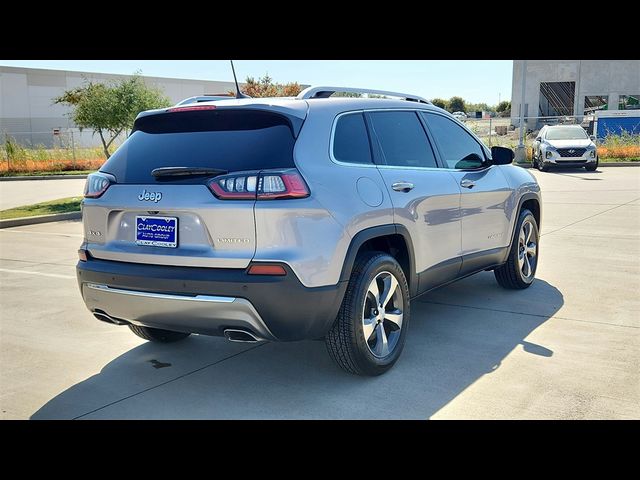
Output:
460,179,476,189
392,182,415,192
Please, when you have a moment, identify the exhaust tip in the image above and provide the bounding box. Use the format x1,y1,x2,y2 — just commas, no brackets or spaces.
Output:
93,310,129,326
223,328,261,343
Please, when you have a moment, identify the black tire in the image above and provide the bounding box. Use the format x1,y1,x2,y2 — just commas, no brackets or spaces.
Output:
325,252,410,376
128,325,191,343
537,155,549,172
494,208,539,289
532,148,539,168
584,157,598,171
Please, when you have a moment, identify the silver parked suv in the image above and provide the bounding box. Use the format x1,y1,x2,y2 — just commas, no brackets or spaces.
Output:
532,124,598,172
77,86,542,376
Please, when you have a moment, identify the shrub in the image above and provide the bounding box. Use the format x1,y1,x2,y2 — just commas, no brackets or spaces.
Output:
599,132,640,159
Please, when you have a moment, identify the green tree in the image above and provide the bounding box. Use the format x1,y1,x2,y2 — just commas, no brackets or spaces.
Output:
466,102,492,113
431,98,448,109
239,74,302,98
54,74,171,159
448,96,466,113
496,100,511,113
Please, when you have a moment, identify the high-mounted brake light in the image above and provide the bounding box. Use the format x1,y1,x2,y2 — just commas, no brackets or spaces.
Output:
207,169,310,200
84,173,113,198
167,105,217,112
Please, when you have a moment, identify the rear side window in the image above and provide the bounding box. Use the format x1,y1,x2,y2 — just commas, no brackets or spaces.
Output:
100,109,296,184
333,113,372,164
368,111,437,168
422,112,486,169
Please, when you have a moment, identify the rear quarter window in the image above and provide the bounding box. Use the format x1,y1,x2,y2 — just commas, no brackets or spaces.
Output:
332,113,373,164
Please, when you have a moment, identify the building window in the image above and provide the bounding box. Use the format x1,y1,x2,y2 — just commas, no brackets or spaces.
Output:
539,81,575,117
584,95,609,114
619,95,640,110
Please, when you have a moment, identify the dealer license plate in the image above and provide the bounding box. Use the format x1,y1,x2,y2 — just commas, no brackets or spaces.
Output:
135,216,178,248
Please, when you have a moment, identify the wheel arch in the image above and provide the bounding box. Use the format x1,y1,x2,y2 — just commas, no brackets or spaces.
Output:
520,195,541,230
505,193,542,260
340,224,418,297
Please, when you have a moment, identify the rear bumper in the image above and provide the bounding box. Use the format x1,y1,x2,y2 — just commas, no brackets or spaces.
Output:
76,258,347,341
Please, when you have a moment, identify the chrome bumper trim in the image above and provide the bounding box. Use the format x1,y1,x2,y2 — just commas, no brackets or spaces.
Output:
86,283,235,303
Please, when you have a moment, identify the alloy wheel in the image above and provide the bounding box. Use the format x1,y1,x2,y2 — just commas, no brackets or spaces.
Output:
362,271,404,358
518,219,538,280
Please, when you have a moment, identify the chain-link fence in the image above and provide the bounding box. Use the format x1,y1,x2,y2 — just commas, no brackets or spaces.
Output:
466,115,587,147
1,117,638,174
0,129,119,174
465,114,639,162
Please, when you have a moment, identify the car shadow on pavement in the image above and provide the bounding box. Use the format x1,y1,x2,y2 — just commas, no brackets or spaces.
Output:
547,169,602,178
32,272,563,419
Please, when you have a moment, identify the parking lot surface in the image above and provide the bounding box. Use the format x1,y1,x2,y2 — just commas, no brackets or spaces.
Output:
0,178,86,210
1,166,638,419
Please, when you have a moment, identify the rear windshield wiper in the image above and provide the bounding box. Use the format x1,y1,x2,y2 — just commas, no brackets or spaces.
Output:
151,167,228,178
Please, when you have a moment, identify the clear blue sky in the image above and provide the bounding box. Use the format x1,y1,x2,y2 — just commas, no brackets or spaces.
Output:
0,60,513,105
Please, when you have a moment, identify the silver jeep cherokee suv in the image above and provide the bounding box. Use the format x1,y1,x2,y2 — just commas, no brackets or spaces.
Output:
77,86,542,376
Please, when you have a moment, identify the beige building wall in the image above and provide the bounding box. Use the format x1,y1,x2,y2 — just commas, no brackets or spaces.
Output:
0,66,239,147
510,60,640,127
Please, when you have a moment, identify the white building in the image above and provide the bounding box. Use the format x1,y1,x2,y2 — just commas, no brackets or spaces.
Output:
510,60,640,127
0,66,239,147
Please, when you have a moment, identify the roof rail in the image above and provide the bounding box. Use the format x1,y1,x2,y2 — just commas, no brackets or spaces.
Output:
296,86,431,104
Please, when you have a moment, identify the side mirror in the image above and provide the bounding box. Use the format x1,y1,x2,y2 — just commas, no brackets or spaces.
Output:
589,135,596,141
535,137,542,142
490,146,514,165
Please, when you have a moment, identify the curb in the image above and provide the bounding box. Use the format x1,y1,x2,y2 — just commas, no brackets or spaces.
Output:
0,211,82,229
0,174,89,181
596,162,640,167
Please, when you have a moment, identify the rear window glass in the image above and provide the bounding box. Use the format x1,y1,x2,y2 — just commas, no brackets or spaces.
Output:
100,109,296,183
333,113,372,164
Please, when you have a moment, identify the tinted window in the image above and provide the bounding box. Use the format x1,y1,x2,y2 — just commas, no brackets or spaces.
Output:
333,113,372,164
422,112,486,169
101,110,295,184
368,111,437,168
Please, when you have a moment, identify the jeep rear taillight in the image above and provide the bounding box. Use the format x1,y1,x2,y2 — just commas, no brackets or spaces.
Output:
84,173,114,198
207,169,310,200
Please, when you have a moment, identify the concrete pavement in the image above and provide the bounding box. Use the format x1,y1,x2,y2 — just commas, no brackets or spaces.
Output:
0,178,86,210
0,167,638,419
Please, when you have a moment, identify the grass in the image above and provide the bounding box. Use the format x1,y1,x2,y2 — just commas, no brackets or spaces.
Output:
0,169,96,177
0,197,82,220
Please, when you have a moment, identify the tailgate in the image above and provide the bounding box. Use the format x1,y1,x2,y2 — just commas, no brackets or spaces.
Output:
83,184,256,268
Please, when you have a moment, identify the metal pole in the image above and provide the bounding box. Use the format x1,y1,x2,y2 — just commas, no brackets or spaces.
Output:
71,130,76,163
518,60,527,148
489,116,492,146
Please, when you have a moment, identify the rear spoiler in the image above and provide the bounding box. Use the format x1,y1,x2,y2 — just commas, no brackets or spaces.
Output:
133,106,305,138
